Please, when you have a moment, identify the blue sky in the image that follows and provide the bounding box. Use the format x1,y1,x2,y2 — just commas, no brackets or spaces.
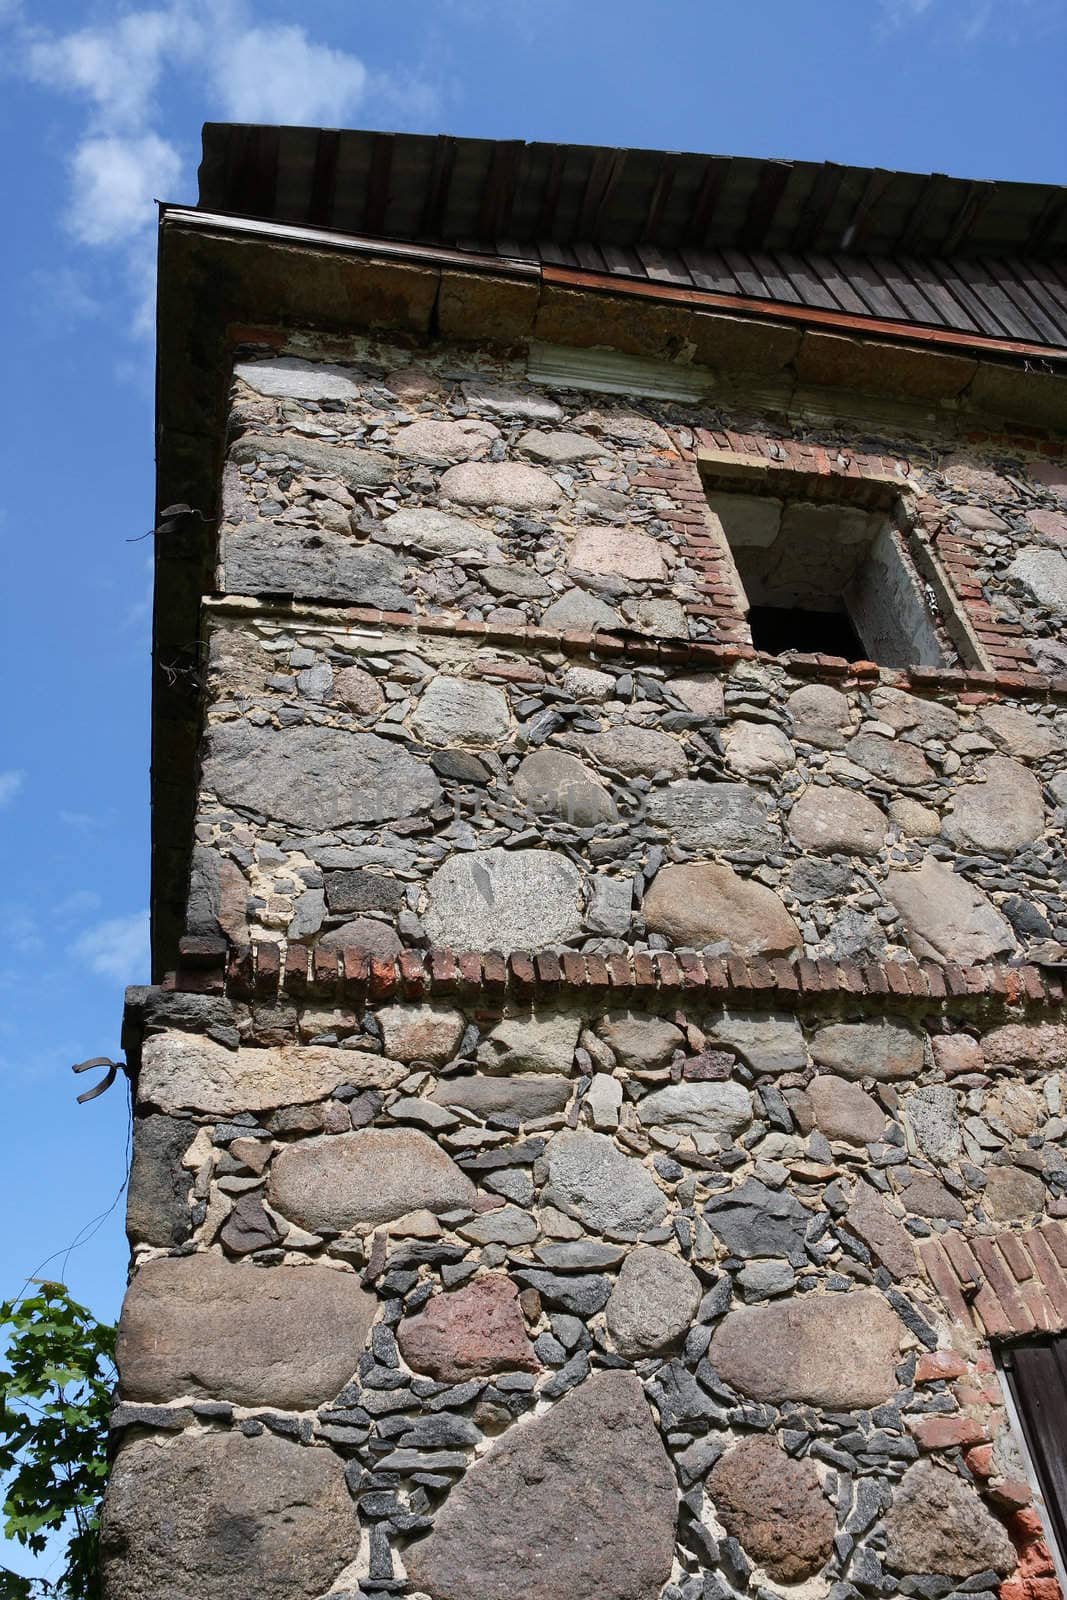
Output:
0,0,1064,1581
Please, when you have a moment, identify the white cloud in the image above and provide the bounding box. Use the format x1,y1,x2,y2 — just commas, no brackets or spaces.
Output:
67,133,183,246
54,890,103,923
26,9,189,129
8,2,440,334
0,769,25,808
210,24,369,125
72,911,150,982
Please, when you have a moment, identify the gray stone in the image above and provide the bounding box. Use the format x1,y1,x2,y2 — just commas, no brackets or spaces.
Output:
423,849,584,954
537,1241,626,1271
805,1077,886,1145
902,1084,961,1163
669,674,726,718
512,1270,612,1317
704,1178,810,1265
845,733,934,786
586,875,633,936
823,907,888,963
545,1130,667,1237
620,594,687,640
477,1013,581,1075
224,522,408,607
942,756,1046,854
378,1005,466,1064
139,1032,404,1116
708,1436,835,1583
646,781,780,852
234,357,362,401
606,1246,702,1357
318,919,403,958
323,869,405,915
406,1371,675,1600
388,1096,459,1130
790,856,853,903
269,1128,476,1231
842,1182,916,1280
979,704,1060,760
584,1074,623,1130
724,720,796,778
230,431,392,489
410,676,510,747
433,1076,572,1120
584,724,687,777
709,490,785,551
894,1168,967,1221
117,1255,376,1409
482,563,553,599
709,1291,905,1408
1007,546,1067,610
394,418,497,461
600,1013,684,1071
810,1020,924,1082
885,856,1016,964
287,887,324,939
202,722,441,829
461,378,564,421
513,750,617,825
100,1429,353,1600
572,406,672,448
637,1081,753,1141
540,588,621,631
643,861,800,958
788,784,888,855
220,1195,282,1255
518,429,609,463
787,683,853,749
562,666,615,700
569,526,667,581
440,460,562,510
186,846,248,940
737,1259,795,1299
383,508,503,560
126,1115,194,1247
884,1460,1015,1577
983,1164,1047,1222
707,1011,808,1074
459,1207,538,1246
869,687,960,742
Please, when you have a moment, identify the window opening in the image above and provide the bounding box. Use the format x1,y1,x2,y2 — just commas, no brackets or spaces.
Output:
1000,1337,1067,1591
704,483,950,669
747,605,865,660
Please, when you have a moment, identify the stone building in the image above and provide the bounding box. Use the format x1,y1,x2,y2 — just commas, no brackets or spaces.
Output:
103,127,1067,1600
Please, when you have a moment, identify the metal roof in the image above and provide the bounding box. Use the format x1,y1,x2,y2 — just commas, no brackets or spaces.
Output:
197,124,1067,350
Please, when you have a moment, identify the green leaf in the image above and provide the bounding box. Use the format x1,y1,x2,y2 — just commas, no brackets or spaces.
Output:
0,1285,114,1599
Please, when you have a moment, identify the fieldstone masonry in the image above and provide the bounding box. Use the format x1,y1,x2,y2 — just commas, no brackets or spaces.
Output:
107,291,1067,1599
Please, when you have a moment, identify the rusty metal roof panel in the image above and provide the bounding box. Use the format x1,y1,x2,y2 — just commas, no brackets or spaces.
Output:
196,125,1067,348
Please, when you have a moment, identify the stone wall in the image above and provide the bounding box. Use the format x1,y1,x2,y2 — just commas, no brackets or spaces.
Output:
104,339,1067,1600
110,987,1067,1600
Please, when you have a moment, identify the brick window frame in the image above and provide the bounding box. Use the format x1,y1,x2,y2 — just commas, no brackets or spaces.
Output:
650,426,1009,670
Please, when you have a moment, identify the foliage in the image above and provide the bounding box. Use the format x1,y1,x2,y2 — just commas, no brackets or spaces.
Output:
0,1284,115,1599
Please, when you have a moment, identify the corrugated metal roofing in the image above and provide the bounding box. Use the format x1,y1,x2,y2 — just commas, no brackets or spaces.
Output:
197,124,1067,350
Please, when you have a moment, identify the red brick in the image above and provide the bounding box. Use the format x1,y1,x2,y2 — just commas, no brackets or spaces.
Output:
915,1351,969,1383
909,1414,989,1449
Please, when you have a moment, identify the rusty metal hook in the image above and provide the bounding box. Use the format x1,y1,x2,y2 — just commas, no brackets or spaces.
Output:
72,1057,122,1104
